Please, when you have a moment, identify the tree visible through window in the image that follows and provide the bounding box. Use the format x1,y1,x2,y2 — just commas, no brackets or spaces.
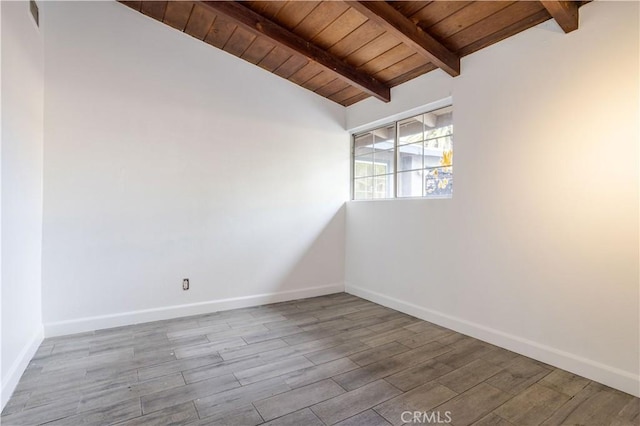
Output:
352,105,453,200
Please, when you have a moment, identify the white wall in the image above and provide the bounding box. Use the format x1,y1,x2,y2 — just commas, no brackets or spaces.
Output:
345,1,639,397
1,0,45,408
41,1,348,336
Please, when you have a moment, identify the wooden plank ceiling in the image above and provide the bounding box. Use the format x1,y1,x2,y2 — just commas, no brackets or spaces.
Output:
119,1,586,106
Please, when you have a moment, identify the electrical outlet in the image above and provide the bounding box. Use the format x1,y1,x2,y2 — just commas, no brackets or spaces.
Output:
182,278,189,291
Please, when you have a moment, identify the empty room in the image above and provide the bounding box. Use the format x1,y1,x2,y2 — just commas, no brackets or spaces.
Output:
2,0,639,425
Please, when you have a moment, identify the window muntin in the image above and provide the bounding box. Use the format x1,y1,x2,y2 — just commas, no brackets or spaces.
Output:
352,106,453,200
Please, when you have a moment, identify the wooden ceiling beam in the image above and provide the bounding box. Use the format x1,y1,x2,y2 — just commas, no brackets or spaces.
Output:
540,1,579,33
200,1,390,102
346,1,460,77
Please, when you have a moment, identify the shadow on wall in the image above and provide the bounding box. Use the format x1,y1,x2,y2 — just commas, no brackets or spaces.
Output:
274,203,346,295
41,201,348,337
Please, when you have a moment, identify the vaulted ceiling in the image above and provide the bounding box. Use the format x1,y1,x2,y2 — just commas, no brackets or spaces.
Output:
119,1,586,106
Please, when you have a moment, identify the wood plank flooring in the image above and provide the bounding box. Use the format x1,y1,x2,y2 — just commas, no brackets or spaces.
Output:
2,293,638,425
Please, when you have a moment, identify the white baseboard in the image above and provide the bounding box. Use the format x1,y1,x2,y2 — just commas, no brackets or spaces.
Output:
44,283,344,337
345,283,640,398
1,326,44,410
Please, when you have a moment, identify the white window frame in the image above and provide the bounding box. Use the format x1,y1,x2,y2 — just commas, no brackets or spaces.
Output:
353,159,390,199
351,103,453,201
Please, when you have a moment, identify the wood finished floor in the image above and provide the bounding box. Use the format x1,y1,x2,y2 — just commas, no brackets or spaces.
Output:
2,293,638,426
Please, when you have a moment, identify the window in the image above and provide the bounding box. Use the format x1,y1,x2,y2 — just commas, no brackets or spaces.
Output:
352,105,453,200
